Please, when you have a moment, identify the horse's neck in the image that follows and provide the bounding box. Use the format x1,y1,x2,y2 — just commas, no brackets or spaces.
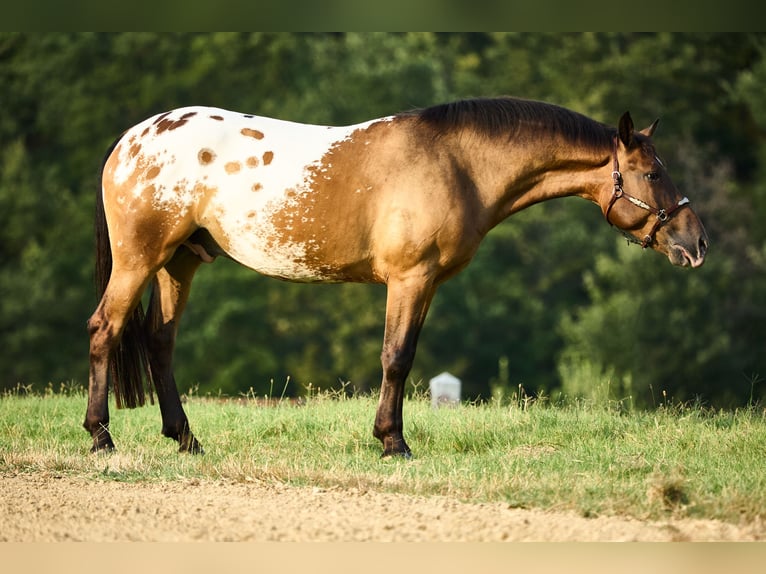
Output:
465,135,611,229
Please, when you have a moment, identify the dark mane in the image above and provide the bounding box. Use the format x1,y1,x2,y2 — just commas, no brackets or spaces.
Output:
404,97,614,147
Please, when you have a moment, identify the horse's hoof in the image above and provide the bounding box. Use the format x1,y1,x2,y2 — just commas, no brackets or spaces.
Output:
381,448,412,460
378,433,412,459
90,440,115,454
179,437,204,455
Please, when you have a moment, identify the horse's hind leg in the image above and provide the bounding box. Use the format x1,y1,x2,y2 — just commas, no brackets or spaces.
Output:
145,246,204,453
86,268,155,451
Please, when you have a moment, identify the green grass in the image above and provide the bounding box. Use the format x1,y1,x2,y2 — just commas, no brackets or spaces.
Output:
2,384,765,525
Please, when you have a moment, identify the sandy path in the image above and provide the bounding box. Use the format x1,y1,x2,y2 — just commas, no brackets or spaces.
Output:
1,472,762,542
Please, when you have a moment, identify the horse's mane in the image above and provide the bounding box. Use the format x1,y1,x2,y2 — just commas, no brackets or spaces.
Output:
404,97,615,147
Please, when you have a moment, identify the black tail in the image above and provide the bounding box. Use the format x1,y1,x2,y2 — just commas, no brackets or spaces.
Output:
95,135,154,409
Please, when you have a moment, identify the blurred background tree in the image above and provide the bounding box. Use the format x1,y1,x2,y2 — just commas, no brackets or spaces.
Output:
1,33,764,407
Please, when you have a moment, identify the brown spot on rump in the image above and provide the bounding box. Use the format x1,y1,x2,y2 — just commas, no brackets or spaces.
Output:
246,156,259,168
156,111,198,135
198,148,217,165
155,119,173,134
146,165,161,179
247,210,257,218
141,126,151,137
251,183,263,192
225,161,242,174
263,151,274,165
129,143,142,158
210,115,224,121
152,111,172,125
241,127,265,140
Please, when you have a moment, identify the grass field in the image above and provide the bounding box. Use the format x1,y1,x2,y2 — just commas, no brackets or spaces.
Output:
1,383,765,525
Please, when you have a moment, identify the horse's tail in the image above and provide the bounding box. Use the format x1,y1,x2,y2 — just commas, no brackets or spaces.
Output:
95,134,154,409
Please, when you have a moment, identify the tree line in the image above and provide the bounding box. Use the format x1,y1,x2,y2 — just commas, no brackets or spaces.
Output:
2,33,765,407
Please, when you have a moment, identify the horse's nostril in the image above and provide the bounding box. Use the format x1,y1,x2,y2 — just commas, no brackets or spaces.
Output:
699,237,708,256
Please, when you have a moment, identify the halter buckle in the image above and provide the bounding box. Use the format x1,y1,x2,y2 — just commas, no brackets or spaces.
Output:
657,209,668,222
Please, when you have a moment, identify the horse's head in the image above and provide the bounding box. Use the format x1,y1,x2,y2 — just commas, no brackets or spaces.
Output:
603,112,708,268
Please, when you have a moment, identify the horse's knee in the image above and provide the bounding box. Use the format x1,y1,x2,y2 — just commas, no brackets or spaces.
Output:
86,314,100,336
87,310,111,349
381,345,415,381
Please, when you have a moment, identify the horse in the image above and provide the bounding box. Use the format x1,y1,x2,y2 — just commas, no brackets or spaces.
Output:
85,97,708,457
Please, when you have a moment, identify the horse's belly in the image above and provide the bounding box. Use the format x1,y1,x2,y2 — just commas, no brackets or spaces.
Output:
220,227,333,282
202,190,358,283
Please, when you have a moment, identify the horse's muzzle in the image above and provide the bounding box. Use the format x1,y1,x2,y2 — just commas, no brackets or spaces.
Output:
668,235,707,268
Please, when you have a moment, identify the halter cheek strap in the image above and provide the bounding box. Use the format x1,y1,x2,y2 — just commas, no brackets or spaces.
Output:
606,137,691,249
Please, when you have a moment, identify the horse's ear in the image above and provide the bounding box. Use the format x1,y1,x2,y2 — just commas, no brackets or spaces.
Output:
618,112,634,148
640,118,660,138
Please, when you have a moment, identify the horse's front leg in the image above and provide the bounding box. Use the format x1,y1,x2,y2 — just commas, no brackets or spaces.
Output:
374,276,436,458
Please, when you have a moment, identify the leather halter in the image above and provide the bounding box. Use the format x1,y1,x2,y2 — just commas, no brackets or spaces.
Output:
605,136,690,248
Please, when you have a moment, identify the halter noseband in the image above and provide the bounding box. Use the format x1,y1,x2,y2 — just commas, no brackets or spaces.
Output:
605,136,690,249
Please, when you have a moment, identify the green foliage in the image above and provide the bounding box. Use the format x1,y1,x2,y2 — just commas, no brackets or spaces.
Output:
2,33,765,408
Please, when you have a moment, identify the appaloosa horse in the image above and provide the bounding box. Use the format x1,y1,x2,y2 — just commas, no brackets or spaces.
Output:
85,97,708,457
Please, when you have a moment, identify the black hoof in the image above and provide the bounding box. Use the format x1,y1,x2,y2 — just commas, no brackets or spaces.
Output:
381,449,412,460
379,434,412,459
90,438,115,453
179,436,204,455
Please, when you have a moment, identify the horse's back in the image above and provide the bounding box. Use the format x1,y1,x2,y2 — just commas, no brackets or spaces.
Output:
106,106,365,200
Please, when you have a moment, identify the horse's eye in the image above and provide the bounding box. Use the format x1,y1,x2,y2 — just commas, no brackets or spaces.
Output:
645,172,660,182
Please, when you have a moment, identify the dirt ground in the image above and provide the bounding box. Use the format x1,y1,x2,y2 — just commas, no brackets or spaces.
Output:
1,472,763,542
